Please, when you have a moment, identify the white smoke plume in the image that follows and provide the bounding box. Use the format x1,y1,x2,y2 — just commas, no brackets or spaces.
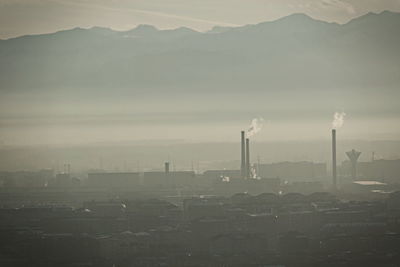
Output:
332,112,346,129
247,117,265,137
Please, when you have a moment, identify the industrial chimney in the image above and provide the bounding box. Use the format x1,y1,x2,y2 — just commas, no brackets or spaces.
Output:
241,131,246,179
332,129,337,190
246,138,250,179
165,162,170,186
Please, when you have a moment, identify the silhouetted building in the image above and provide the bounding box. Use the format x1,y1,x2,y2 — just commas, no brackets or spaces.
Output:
87,172,140,188
143,171,168,187
257,161,326,181
284,181,324,194
0,169,53,188
203,169,241,181
168,171,195,187
357,159,400,183
214,177,280,195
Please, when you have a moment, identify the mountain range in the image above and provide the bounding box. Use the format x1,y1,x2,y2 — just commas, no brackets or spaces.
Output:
1,11,399,94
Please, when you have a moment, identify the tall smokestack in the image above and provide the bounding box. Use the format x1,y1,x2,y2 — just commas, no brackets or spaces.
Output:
165,162,170,186
246,138,250,179
241,131,246,178
332,129,337,190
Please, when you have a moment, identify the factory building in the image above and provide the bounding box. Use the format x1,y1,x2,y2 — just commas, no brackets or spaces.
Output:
167,171,195,187
340,159,400,184
87,172,140,188
143,171,168,187
356,159,400,183
213,177,280,195
203,170,242,181
0,169,53,187
256,162,327,181
143,170,195,188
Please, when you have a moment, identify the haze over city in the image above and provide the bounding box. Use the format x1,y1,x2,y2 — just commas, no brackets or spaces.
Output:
1,2,400,146
1,1,400,266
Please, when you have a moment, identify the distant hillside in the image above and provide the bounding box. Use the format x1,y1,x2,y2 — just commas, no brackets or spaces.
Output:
0,11,399,94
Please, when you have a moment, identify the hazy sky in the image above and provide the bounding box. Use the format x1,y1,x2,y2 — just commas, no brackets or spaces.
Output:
1,0,400,39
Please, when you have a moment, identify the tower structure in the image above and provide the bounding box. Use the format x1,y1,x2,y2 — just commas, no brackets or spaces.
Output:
241,131,246,179
332,129,337,190
346,149,361,180
246,138,250,178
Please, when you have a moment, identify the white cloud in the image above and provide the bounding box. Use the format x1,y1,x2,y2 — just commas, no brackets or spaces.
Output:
322,0,356,14
51,0,238,26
